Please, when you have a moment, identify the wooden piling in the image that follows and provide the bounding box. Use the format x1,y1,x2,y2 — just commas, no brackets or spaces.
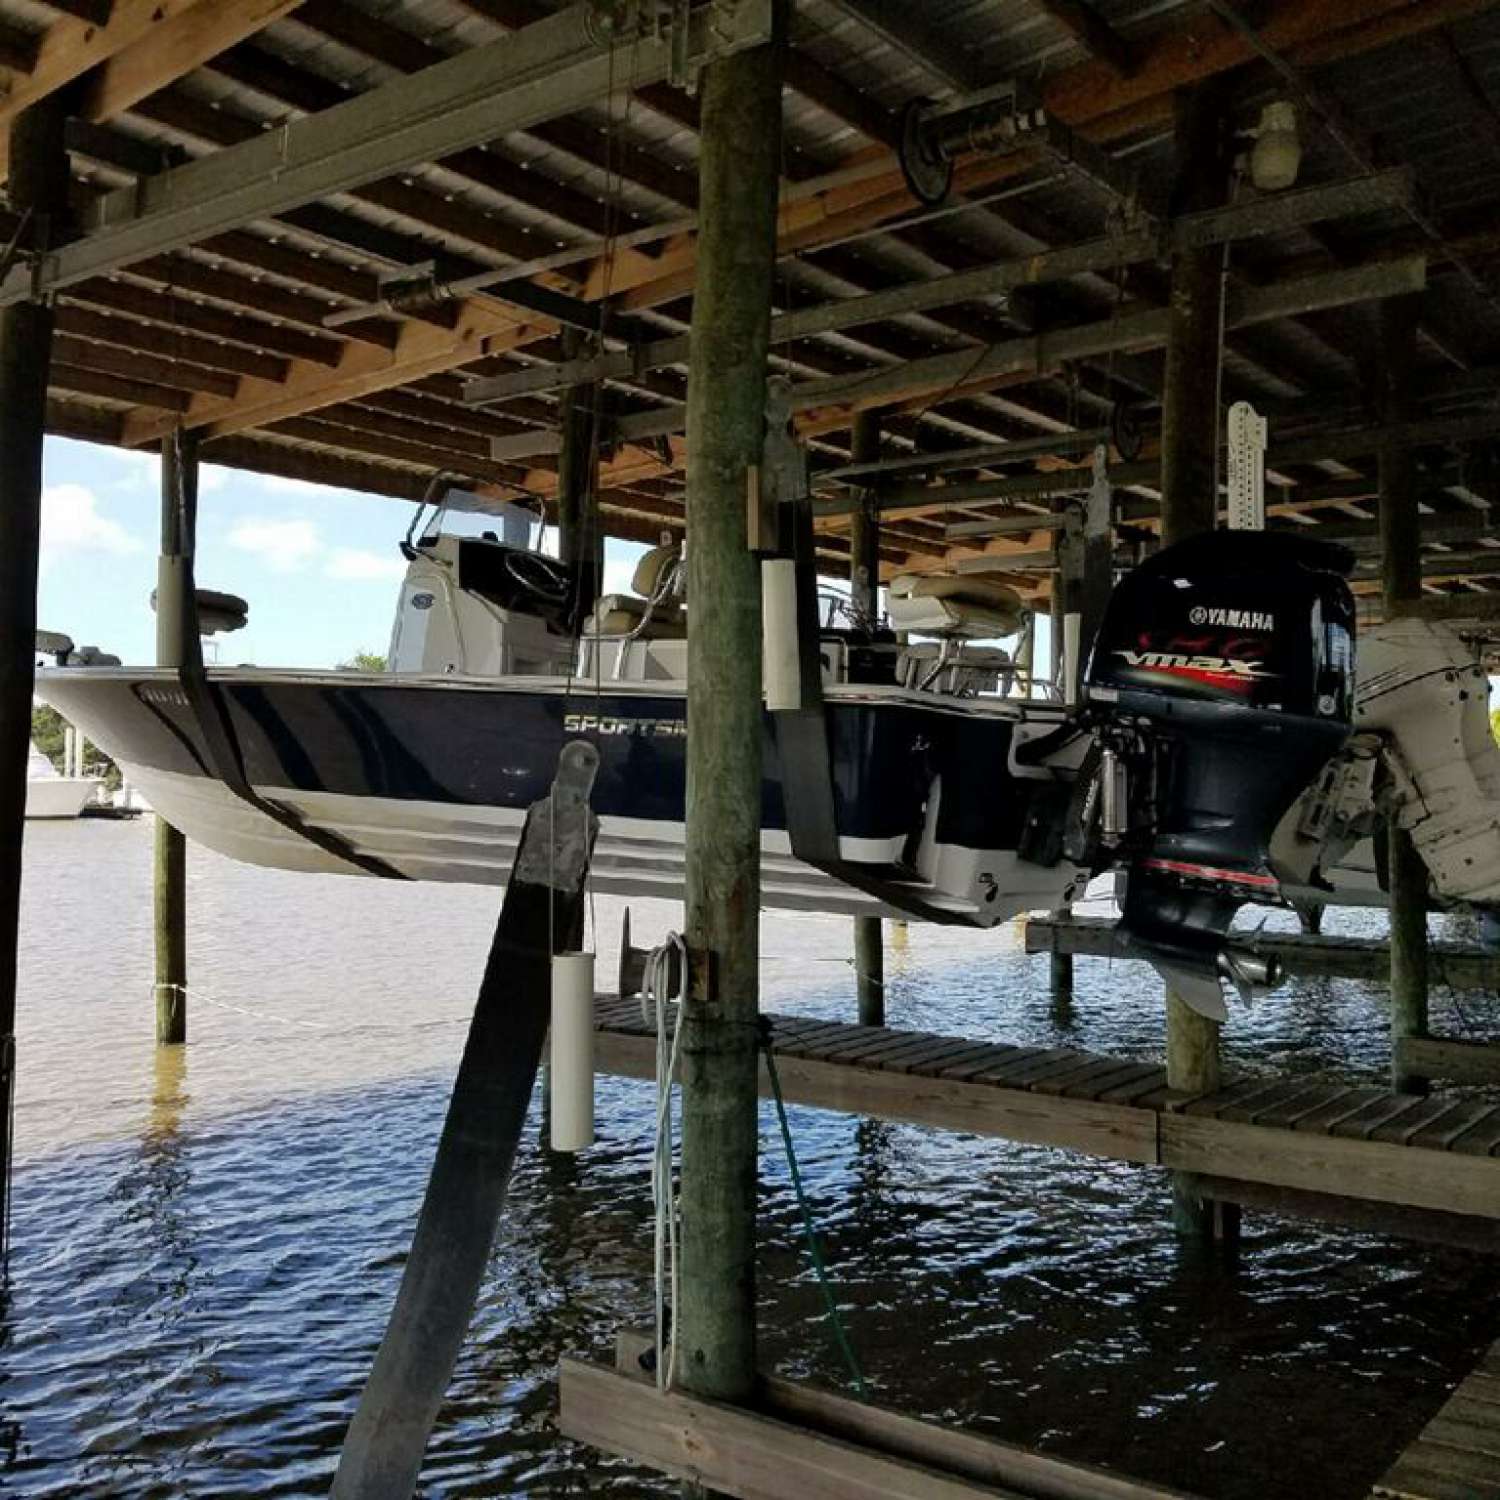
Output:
677,6,785,1408
1047,542,1075,1006
1378,293,1430,1097
0,96,70,1260
556,327,600,622
1388,821,1431,1098
1160,81,1232,1240
154,430,198,1045
850,409,884,1028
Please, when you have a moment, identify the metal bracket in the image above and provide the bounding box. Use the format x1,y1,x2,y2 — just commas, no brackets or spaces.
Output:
1226,400,1268,532
752,378,810,554
514,740,601,890
898,81,1147,219
588,0,730,91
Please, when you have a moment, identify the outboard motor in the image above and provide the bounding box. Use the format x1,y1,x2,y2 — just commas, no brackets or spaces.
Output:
1079,530,1356,1017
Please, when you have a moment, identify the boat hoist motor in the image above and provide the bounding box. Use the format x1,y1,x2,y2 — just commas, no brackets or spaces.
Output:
1077,529,1357,1019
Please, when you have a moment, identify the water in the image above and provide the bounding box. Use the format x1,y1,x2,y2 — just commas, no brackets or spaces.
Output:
4,819,1500,1498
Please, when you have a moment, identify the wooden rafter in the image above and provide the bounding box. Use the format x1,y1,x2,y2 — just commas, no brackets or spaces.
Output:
87,0,1500,495
1030,0,1137,76
0,0,303,178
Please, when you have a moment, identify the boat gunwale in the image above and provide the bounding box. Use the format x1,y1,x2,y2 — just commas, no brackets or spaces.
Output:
36,666,1071,725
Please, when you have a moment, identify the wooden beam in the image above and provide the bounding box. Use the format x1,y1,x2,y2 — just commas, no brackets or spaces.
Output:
492,256,1427,460
63,279,342,368
75,1,304,139
596,1025,1160,1164
830,0,982,91
111,0,1463,445
52,332,237,397
1,2,774,307
0,0,292,178
1396,1037,1500,1088
561,1354,1204,1500
1031,0,1136,76
122,305,551,446
54,301,290,383
0,23,40,76
1159,1114,1500,1220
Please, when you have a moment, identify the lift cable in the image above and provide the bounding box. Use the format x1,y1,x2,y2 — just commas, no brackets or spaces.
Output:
759,1015,869,1400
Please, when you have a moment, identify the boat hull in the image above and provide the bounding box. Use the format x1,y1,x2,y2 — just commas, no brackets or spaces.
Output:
24,776,102,819
37,668,1083,923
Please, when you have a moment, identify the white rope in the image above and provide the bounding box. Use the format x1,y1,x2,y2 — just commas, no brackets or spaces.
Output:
640,932,687,1392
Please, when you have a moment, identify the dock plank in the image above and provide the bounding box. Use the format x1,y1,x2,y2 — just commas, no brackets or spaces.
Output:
1253,1082,1348,1129
1371,1340,1500,1497
1411,1101,1500,1152
593,1000,1500,1229
1369,1097,1472,1146
1330,1094,1428,1141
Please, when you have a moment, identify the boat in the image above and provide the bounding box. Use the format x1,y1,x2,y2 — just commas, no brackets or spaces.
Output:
1273,613,1500,920
38,490,1360,1018
24,738,103,820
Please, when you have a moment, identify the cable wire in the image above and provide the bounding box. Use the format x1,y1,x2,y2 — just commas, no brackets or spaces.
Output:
758,1017,868,1400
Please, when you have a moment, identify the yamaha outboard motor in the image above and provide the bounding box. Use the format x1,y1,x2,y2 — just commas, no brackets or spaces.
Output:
1079,530,1356,1018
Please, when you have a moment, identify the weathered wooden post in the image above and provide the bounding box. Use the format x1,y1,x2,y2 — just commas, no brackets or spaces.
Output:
0,96,70,1260
1047,547,1075,1007
154,430,198,1045
677,1,785,1408
1378,293,1430,1096
1160,82,1233,1239
849,409,885,1027
556,328,600,621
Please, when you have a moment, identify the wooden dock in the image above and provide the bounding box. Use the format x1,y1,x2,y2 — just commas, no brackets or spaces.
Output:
593,998,1500,1246
1024,915,1500,988
1371,1338,1500,1499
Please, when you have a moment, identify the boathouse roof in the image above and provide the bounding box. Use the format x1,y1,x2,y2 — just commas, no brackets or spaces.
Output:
5,0,1500,615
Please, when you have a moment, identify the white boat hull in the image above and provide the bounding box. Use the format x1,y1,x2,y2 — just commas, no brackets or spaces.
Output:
25,776,102,819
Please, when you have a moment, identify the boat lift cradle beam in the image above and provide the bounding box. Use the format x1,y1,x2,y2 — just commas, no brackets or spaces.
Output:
463,167,1415,410
485,254,1427,461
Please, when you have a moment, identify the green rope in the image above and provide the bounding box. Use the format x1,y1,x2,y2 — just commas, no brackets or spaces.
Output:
759,1021,868,1400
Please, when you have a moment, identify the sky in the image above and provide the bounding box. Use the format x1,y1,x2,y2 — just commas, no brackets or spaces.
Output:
36,436,650,670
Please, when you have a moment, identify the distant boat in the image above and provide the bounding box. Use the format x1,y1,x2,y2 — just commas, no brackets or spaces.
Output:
25,740,103,820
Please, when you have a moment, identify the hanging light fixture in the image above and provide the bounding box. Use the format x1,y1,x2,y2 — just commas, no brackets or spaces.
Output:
1250,101,1301,192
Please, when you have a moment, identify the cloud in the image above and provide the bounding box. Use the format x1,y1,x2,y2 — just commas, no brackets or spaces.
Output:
228,516,322,572
326,547,405,582
40,483,145,563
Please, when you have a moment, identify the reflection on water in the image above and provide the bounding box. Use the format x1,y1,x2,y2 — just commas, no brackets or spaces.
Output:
3,819,1500,1497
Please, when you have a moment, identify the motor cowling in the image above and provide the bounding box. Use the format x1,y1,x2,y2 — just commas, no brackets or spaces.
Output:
1083,529,1356,1015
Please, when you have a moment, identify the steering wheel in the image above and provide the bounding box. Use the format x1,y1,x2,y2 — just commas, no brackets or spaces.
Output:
504,549,572,602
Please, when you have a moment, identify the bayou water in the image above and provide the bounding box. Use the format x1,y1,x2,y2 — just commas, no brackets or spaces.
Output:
3,817,1499,1497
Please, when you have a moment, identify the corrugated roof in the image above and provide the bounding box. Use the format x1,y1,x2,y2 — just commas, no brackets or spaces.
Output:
0,0,1494,602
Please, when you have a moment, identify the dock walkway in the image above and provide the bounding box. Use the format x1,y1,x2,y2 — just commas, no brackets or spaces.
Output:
592,998,1500,1237
1371,1337,1500,1499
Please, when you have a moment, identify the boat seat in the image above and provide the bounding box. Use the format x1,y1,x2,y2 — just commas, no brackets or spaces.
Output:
148,586,249,636
898,641,1012,695
887,573,1024,639
584,541,686,640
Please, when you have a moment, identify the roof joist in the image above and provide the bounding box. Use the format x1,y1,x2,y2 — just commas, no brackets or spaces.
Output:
0,0,302,178
0,0,774,307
